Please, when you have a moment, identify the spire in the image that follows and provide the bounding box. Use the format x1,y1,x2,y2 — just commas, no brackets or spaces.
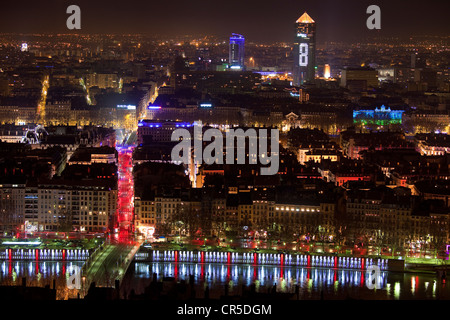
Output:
296,12,315,24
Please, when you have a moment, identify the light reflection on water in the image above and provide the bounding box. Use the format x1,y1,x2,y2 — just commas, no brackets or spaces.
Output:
127,262,450,300
0,260,84,300
1,260,449,300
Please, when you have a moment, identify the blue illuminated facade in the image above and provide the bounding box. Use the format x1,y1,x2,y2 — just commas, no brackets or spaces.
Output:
353,105,404,127
137,120,193,144
229,33,245,70
138,120,192,128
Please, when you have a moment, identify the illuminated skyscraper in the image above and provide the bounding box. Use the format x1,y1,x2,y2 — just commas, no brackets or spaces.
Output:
229,33,245,70
324,64,331,79
293,12,316,85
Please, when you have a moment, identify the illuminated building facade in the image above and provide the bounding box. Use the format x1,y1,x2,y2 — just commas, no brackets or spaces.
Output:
144,104,246,127
353,105,404,127
0,105,36,125
0,180,117,232
415,133,450,156
324,64,331,79
36,181,117,232
293,12,316,86
137,119,192,145
85,73,118,89
229,33,245,70
134,196,182,237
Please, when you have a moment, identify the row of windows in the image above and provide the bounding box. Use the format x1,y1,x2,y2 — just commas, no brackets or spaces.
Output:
40,190,106,195
275,207,320,212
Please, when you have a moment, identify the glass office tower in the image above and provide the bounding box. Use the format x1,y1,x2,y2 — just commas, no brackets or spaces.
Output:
229,33,245,70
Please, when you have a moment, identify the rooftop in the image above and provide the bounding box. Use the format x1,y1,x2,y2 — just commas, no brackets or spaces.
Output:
296,12,315,24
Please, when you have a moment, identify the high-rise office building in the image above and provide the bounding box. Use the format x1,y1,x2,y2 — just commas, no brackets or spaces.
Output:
293,12,316,85
229,33,245,70
324,64,331,79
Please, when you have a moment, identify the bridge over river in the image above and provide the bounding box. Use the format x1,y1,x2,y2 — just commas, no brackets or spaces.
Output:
82,238,141,288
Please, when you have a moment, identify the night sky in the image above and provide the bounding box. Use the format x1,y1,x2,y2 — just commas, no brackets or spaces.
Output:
1,0,449,43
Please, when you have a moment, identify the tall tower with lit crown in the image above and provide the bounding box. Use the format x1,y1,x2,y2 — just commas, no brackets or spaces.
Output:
293,12,316,86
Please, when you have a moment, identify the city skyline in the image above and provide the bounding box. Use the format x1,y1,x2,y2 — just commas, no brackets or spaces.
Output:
0,0,450,305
